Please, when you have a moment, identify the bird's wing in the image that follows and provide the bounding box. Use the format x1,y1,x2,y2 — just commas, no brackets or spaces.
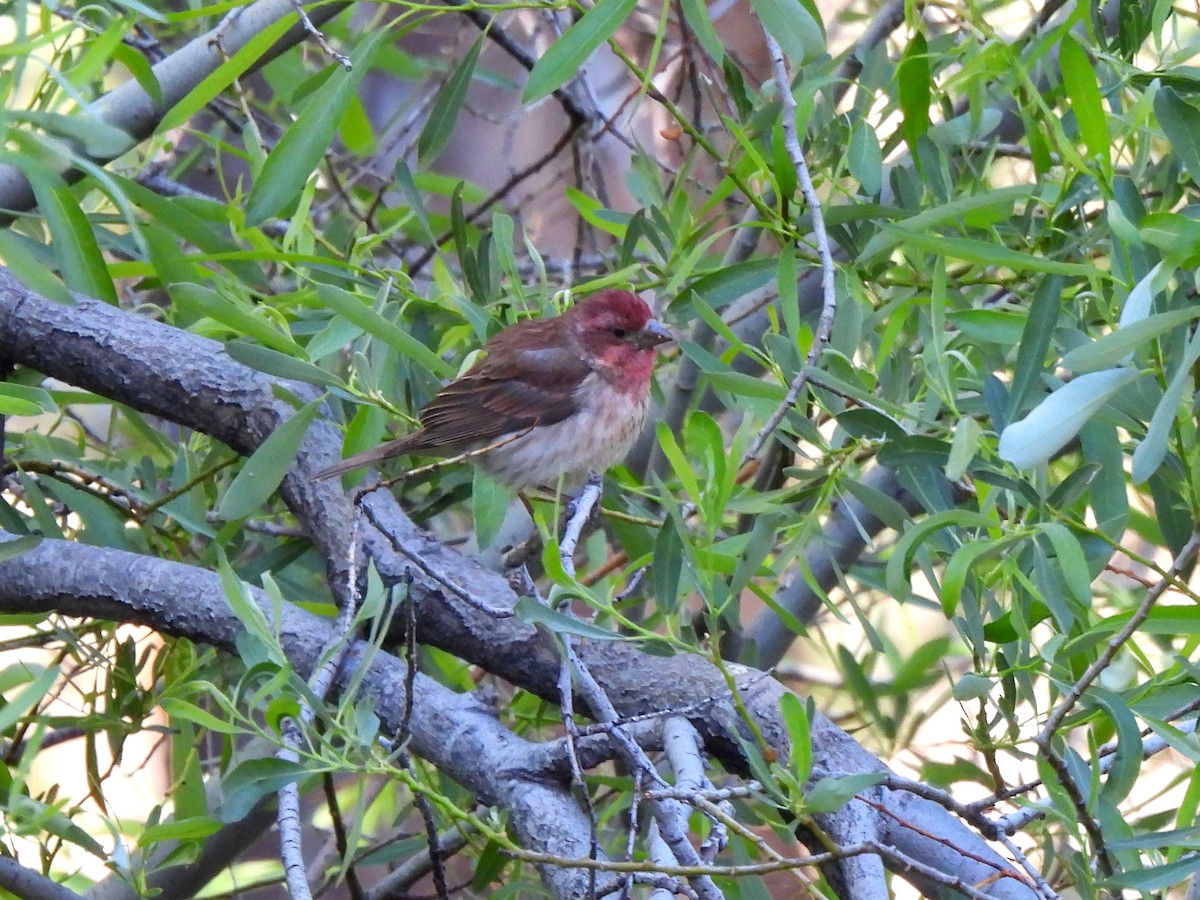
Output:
413,338,590,449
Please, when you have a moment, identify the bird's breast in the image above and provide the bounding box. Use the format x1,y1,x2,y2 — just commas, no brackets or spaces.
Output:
478,371,650,491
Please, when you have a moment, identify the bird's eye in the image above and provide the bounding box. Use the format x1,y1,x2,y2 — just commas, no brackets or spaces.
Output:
612,327,629,338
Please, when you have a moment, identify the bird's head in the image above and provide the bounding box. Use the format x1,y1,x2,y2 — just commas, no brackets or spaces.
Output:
568,290,673,375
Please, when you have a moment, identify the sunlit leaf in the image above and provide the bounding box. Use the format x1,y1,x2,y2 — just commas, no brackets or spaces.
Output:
999,368,1139,469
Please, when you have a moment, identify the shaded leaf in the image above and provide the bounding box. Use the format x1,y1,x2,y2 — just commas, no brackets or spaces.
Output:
523,0,638,104
216,400,322,520
419,36,484,163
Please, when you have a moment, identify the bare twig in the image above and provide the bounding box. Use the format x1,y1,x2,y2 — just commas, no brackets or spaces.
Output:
286,0,351,67
744,31,837,465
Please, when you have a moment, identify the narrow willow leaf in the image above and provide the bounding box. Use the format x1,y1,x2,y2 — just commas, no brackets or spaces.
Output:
999,368,1138,469
1059,34,1109,166
418,36,483,163
159,14,296,132
0,535,41,562
1139,211,1200,262
848,121,882,196
216,399,321,520
246,30,385,225
224,340,345,389
0,383,57,416
0,664,58,734
1118,260,1166,328
1155,86,1200,186
513,596,629,641
28,174,116,302
779,692,812,781
1040,522,1092,604
471,468,511,551
1059,307,1200,373
897,33,930,149
315,285,453,377
1132,327,1200,484
678,0,724,62
1003,274,1060,422
523,0,638,104
881,226,1096,276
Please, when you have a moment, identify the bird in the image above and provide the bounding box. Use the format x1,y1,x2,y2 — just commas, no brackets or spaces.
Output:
315,289,672,491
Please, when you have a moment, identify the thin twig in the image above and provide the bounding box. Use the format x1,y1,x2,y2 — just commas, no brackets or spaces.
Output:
287,0,350,67
744,31,837,465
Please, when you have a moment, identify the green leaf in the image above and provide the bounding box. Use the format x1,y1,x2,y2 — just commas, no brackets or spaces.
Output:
1059,34,1109,167
1139,211,1200,262
0,231,71,304
779,693,811,782
513,596,630,641
216,399,322,520
897,33,930,150
224,339,345,389
949,309,1027,346
246,31,385,225
848,121,882,196
998,368,1139,469
1059,307,1200,373
878,226,1096,276
651,513,684,614
1103,854,1200,892
419,36,484,163
471,468,511,551
160,697,245,735
220,757,310,823
522,0,639,104
0,535,41,562
942,537,1012,617
159,14,298,133
655,422,702,504
1090,688,1141,805
678,0,724,62
0,383,57,416
857,185,1036,263
1007,276,1063,422
314,285,453,377
1040,523,1092,605
28,174,116,303
0,664,58,734
1132,327,1200,484
1155,86,1200,186
944,417,981,482
113,43,162,107
13,110,133,158
806,772,885,814
885,509,997,602
138,817,221,847
170,283,302,355
750,0,825,66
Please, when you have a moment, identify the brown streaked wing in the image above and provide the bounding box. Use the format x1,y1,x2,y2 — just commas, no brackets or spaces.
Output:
413,334,589,448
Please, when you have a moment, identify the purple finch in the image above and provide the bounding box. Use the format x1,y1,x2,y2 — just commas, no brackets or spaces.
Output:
316,290,672,490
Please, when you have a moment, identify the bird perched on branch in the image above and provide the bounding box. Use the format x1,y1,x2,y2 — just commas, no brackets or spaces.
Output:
316,289,672,491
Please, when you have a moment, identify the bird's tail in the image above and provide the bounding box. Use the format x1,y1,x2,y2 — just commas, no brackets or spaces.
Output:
312,439,413,481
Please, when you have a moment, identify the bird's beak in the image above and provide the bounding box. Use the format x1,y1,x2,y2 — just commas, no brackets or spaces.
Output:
632,319,673,350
